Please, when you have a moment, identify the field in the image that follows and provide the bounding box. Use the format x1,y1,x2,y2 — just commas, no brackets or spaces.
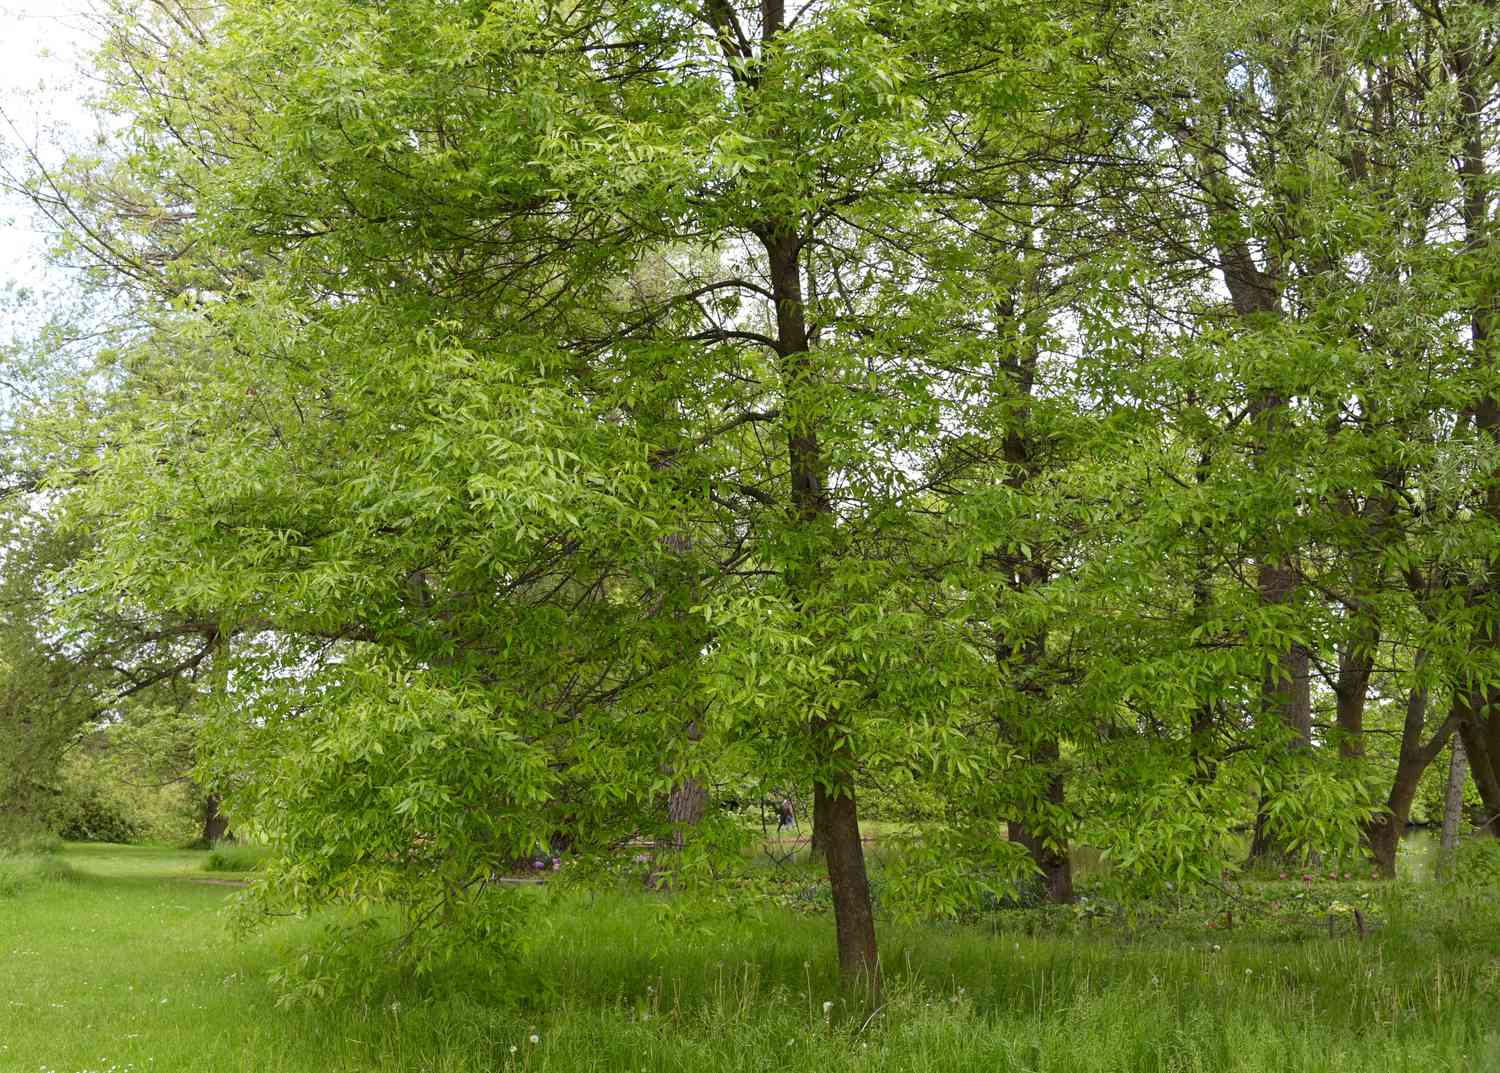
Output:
1,843,1498,1073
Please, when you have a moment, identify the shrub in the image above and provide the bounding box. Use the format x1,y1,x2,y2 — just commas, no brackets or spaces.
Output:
51,782,143,844
46,749,198,845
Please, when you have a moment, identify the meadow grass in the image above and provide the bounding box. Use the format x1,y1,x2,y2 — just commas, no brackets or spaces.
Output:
200,842,269,874
1,843,1496,1073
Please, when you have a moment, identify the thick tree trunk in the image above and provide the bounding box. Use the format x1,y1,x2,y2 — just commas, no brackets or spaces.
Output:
667,778,708,851
1456,708,1500,837
1333,610,1378,761
808,790,826,859
1007,820,1073,904
200,793,230,846
1363,774,1419,879
649,719,706,886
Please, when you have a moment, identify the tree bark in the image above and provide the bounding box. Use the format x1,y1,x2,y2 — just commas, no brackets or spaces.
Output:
1456,706,1500,837
1333,609,1378,761
200,793,230,846
1200,150,1312,865
808,789,826,859
1007,737,1073,905
1439,735,1468,876
1362,678,1454,876
995,267,1072,902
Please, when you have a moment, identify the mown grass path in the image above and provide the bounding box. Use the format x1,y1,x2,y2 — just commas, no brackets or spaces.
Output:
2,844,1498,1073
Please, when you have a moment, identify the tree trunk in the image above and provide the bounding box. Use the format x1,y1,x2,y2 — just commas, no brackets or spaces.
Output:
994,267,1072,903
1450,23,1500,841
1007,818,1073,904
667,778,708,851
200,793,230,846
1203,169,1312,867
648,719,706,886
1333,609,1378,761
1439,735,1468,876
764,223,879,1001
1361,678,1453,876
1456,706,1500,837
1363,777,1418,879
697,0,882,997
808,789,826,859
814,770,879,1002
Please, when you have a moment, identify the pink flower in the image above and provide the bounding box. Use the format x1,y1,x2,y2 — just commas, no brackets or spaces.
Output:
1302,874,1314,882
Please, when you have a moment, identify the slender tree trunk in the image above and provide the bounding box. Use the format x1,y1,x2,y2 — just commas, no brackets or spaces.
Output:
1188,445,1219,784
765,226,879,1000
1439,735,1468,877
1004,632,1073,904
698,0,879,999
1201,164,1312,866
994,266,1072,903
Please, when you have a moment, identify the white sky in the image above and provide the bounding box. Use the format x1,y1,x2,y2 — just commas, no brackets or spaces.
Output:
0,0,98,303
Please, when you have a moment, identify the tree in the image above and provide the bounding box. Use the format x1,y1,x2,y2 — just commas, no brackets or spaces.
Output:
23,0,1121,1002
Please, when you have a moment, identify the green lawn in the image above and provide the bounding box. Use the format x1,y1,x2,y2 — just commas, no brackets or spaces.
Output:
1,843,1497,1073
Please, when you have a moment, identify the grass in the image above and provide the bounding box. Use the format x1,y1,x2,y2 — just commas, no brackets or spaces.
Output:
201,841,269,874
0,843,1497,1073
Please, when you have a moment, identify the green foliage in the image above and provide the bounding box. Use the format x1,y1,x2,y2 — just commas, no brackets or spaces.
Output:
1451,838,1500,891
11,0,1500,994
45,739,199,846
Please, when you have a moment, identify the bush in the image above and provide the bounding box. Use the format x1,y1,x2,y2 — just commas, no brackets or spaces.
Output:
45,749,198,845
51,782,143,844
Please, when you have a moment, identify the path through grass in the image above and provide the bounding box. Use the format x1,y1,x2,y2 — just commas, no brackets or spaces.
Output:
1,844,1497,1072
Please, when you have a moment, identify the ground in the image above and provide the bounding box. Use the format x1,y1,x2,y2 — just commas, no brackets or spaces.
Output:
0,843,1497,1073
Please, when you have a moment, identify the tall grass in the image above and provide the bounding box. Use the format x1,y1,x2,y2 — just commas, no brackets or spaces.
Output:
201,841,268,873
0,844,1495,1073
0,834,75,897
